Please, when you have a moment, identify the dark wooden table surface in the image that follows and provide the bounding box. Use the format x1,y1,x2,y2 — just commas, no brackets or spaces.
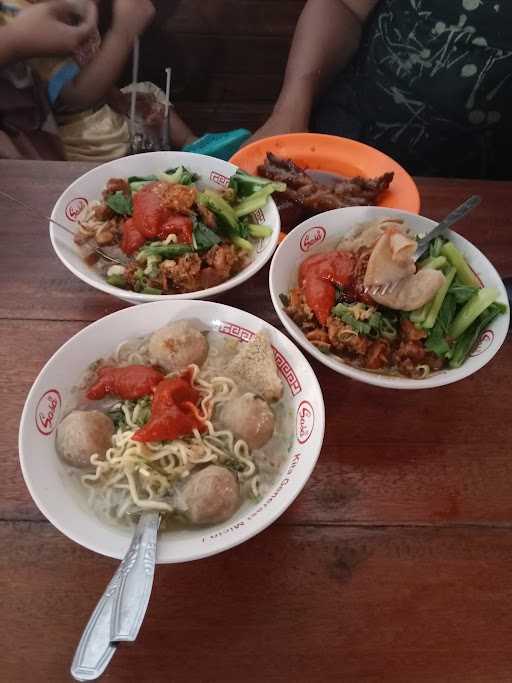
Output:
1,160,511,682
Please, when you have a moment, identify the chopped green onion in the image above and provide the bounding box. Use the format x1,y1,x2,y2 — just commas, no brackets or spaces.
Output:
138,244,193,259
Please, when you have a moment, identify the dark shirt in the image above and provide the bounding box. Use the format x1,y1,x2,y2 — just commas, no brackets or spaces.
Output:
312,0,512,178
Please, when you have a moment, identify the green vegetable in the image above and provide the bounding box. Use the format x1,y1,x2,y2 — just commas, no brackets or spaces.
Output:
138,244,193,259
410,302,431,324
199,189,239,231
231,235,253,252
429,236,446,259
128,174,157,183
108,404,126,430
234,185,277,217
441,241,481,288
449,281,479,305
128,174,157,192
448,287,499,339
424,294,457,357
418,255,447,270
143,253,162,277
425,327,451,357
332,305,371,335
247,223,273,238
449,302,507,368
165,166,198,185
158,166,185,184
130,180,152,193
380,316,398,340
194,222,221,250
423,267,456,329
142,286,163,295
436,292,457,334
332,303,399,340
106,274,127,288
106,191,132,216
279,293,290,307
229,169,286,198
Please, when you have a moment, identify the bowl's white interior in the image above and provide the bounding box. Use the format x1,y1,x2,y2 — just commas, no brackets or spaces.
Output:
269,206,509,390
19,301,325,562
50,151,280,304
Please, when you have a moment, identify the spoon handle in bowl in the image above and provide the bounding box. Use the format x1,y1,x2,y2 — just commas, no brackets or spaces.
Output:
110,511,160,642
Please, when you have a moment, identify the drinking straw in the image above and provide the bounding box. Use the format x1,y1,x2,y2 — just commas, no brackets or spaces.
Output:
129,38,140,141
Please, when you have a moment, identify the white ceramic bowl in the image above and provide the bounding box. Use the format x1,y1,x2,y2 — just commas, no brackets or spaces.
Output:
19,301,324,562
50,151,281,304
269,206,509,390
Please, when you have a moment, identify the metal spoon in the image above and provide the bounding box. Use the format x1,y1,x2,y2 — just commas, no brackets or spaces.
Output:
0,189,125,266
70,512,160,681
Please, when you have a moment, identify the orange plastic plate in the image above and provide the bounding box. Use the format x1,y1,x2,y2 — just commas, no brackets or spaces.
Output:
230,132,420,213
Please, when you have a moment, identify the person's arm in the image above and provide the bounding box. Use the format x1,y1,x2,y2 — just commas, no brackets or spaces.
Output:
58,0,155,110
248,0,378,141
0,0,97,68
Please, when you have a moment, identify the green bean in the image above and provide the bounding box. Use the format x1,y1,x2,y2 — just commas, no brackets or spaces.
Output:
441,242,481,288
448,287,499,339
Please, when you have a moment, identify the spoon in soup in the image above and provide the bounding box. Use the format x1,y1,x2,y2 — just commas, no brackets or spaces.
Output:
0,190,125,266
70,511,160,681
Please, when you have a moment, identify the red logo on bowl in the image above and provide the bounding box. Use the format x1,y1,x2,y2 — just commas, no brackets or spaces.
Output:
470,329,494,357
209,171,230,188
35,389,61,436
300,227,326,252
296,400,315,444
65,197,88,222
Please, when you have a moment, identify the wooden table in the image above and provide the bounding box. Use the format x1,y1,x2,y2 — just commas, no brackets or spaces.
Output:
1,160,511,683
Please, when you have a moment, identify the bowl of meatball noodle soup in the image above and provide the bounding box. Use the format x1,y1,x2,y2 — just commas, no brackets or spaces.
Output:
19,301,324,562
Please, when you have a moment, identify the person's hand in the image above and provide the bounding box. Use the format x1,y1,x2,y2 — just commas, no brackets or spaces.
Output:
5,0,98,60
111,0,155,41
245,108,309,146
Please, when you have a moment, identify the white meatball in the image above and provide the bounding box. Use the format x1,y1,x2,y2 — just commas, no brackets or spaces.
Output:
182,465,240,525
220,393,275,450
56,410,114,468
148,321,208,373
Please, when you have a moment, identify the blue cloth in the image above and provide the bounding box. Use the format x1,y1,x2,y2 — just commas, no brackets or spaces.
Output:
47,61,80,104
183,129,251,161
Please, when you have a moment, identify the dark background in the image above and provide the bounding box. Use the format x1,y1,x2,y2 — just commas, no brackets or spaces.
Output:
99,0,305,136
